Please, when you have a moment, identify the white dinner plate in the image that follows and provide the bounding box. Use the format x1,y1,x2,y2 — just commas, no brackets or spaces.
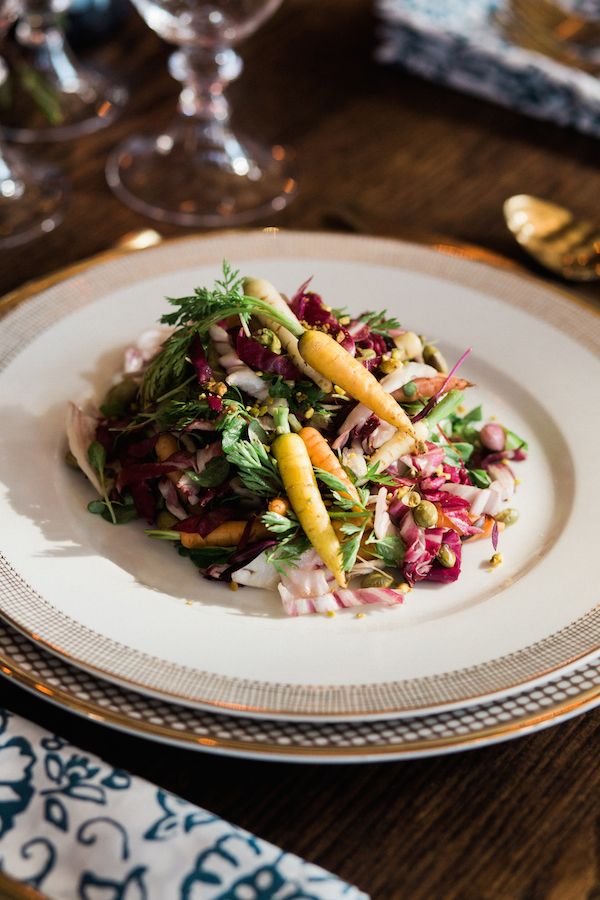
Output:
0,231,598,720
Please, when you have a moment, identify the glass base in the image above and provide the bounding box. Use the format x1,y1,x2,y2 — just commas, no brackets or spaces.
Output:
0,148,67,248
1,63,128,143
105,123,297,227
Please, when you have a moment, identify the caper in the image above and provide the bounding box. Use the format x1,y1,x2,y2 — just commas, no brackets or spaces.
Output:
101,378,139,416
413,500,438,528
379,358,403,374
402,490,421,508
256,328,281,354
156,510,178,529
437,543,456,568
423,344,448,373
495,507,519,526
362,571,394,588
359,347,377,360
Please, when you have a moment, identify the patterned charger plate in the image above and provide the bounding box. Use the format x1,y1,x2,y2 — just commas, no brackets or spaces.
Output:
2,616,600,762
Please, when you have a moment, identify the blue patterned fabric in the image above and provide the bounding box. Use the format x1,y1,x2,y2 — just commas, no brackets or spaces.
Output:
0,709,368,899
377,0,600,138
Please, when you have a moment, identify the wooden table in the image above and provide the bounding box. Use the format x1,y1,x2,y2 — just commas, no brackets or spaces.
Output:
2,1,600,897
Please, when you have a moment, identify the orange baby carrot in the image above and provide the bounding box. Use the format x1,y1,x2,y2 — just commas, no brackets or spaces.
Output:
180,520,269,549
463,517,505,543
298,426,361,504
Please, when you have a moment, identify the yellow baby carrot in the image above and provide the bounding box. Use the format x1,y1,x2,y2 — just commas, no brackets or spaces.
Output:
271,433,346,587
298,330,414,434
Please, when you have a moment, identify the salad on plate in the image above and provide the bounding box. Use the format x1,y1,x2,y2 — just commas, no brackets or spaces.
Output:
66,263,527,616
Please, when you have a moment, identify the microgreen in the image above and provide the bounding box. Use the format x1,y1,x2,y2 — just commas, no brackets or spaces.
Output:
262,511,299,535
358,310,401,336
504,429,528,452
266,533,311,574
177,545,233,567
154,398,211,430
88,492,137,525
224,440,282,496
357,462,398,488
87,441,117,524
469,468,492,489
141,262,303,406
365,534,405,567
217,403,249,452
187,457,230,488
341,525,366,572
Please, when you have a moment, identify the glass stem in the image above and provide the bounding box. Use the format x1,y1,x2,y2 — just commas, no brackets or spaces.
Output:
16,9,83,94
169,46,242,138
0,143,25,200
0,58,23,198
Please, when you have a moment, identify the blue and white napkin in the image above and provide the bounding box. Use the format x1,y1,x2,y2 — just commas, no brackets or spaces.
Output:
377,0,600,138
0,708,368,899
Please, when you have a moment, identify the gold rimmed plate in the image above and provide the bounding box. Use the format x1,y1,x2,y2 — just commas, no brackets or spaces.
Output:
3,616,600,762
0,231,599,720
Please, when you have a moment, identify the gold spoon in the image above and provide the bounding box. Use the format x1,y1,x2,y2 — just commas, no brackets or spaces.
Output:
504,195,600,281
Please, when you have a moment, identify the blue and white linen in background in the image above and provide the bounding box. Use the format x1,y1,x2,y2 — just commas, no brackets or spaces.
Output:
556,0,600,18
0,709,368,900
376,0,600,138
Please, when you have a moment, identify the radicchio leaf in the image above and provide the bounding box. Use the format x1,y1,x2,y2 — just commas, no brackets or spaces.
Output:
175,507,234,535
235,331,300,379
189,334,212,385
290,289,354,354
427,530,462,583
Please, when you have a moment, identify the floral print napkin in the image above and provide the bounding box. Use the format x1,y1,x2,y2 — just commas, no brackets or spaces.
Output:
0,708,368,899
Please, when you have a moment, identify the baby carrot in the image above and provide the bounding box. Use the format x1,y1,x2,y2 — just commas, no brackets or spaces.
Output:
155,433,178,461
298,426,361,504
155,433,181,485
180,520,269,549
243,277,332,392
464,517,505,543
369,429,417,473
298,330,414,434
272,433,346,587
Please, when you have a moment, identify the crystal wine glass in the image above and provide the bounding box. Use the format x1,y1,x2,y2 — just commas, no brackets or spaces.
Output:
1,0,128,142
106,0,296,226
0,0,67,247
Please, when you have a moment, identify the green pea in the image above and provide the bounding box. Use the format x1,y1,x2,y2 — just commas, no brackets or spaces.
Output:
495,508,519,526
437,544,456,568
413,500,438,528
361,571,394,588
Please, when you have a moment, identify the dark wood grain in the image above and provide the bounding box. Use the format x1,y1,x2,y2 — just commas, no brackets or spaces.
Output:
2,1,600,898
